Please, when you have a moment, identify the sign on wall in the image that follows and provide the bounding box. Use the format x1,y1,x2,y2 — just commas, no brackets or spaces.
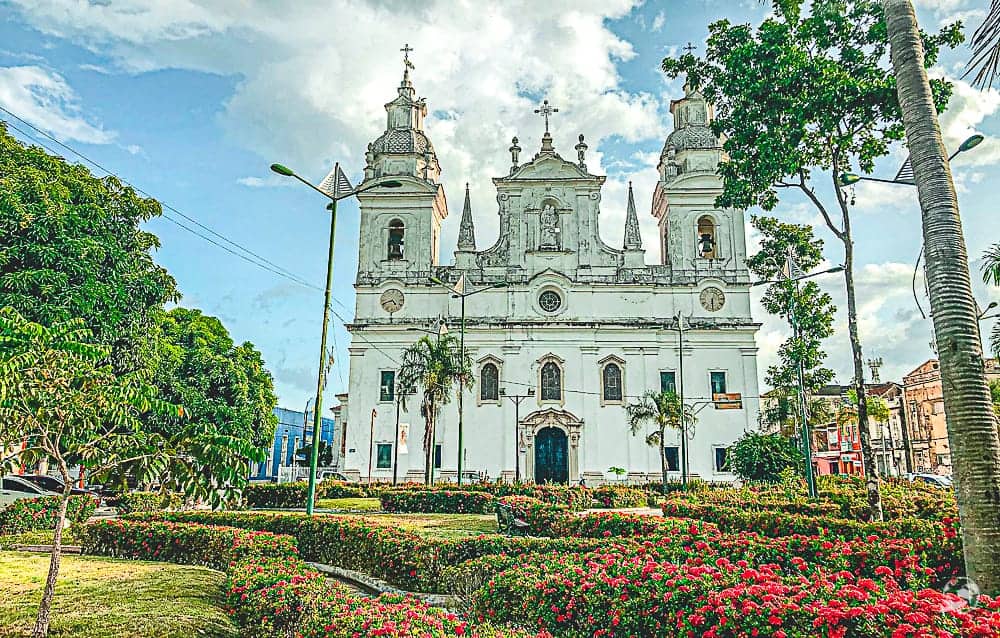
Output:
398,423,409,454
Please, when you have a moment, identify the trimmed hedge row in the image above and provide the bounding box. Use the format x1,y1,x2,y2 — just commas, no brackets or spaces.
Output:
81,518,538,637
661,500,961,577
471,549,1000,638
128,510,607,593
381,489,496,514
0,495,97,534
111,491,182,514
590,485,647,508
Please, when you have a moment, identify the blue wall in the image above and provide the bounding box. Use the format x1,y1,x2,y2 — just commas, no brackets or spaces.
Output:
250,406,337,480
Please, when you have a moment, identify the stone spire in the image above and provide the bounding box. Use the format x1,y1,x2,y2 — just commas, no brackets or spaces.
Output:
457,183,476,251
454,183,477,269
623,181,645,268
623,181,642,250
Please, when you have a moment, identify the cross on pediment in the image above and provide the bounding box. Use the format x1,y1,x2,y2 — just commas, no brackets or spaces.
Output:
534,99,559,133
401,43,414,69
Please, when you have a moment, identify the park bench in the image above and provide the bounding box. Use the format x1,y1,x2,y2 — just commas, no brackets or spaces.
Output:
496,503,530,536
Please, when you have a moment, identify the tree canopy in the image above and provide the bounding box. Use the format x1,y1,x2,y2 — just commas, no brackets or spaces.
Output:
727,431,804,484
0,124,178,374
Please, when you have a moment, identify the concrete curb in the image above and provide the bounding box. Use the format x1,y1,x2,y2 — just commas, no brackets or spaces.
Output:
307,562,456,607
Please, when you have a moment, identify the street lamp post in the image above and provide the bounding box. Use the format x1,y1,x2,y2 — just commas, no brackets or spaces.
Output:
270,162,401,515
500,387,535,482
751,256,845,498
663,312,689,486
430,277,507,485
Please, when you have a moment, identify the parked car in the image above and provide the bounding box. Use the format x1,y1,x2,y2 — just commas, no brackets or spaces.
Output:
904,473,953,489
19,475,99,500
0,475,57,508
318,471,350,482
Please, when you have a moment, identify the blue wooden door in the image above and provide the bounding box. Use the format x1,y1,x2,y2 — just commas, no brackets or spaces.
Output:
534,427,568,484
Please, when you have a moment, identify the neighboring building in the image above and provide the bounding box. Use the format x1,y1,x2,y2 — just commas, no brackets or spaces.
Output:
337,57,761,485
902,358,1000,475
761,383,909,477
250,406,337,481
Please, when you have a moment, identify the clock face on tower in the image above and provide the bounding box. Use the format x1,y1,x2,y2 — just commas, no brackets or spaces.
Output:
380,288,405,313
699,286,725,312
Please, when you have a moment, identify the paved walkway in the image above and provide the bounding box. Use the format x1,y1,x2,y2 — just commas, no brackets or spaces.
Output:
580,507,663,516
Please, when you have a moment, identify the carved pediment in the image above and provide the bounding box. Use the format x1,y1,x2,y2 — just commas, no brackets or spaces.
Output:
503,154,602,182
520,407,583,429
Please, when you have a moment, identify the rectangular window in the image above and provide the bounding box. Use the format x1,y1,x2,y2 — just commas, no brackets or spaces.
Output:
376,443,392,469
434,444,442,469
664,446,680,472
380,370,395,402
710,371,727,395
713,446,729,473
660,371,677,394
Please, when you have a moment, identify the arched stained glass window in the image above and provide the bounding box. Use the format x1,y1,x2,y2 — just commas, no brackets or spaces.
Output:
541,361,561,401
603,363,622,402
480,362,499,401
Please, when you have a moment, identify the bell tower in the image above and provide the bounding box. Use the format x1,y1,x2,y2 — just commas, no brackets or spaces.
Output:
355,45,448,282
651,82,747,281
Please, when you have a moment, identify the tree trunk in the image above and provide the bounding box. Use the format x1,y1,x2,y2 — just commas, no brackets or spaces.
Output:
659,424,669,497
842,230,884,521
885,0,1000,595
32,483,71,638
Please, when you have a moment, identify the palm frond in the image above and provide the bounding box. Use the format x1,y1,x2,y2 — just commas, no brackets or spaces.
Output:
983,242,1000,287
965,1,1000,89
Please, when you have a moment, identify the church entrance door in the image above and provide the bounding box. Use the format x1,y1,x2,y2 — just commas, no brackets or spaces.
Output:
534,427,568,484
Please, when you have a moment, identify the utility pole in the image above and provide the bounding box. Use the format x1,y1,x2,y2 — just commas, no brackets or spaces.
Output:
785,250,818,498
501,387,535,482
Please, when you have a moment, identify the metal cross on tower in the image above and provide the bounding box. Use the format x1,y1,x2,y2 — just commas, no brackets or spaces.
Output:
683,42,697,54
401,43,415,69
534,99,559,133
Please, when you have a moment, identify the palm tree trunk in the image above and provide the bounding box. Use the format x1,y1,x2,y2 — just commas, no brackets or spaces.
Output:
659,424,669,497
885,0,1000,595
843,231,883,521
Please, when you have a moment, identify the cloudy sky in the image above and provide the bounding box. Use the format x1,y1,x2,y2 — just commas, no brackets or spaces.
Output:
1,0,998,410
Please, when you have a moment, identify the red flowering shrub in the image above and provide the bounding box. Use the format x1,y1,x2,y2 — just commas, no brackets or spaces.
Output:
472,550,1000,637
111,491,182,514
80,518,297,569
590,485,647,509
381,489,496,514
0,494,97,534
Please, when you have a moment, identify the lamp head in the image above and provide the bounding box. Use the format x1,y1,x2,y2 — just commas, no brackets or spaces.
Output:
270,163,295,177
500,388,506,397
838,172,862,186
986,301,999,312
958,134,984,153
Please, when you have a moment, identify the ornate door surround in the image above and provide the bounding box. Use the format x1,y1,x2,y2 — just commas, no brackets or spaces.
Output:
521,408,583,484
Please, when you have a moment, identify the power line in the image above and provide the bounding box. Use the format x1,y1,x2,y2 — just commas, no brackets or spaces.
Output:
0,107,335,300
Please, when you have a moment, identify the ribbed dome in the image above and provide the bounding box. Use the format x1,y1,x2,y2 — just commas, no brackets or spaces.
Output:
662,125,719,156
371,128,434,155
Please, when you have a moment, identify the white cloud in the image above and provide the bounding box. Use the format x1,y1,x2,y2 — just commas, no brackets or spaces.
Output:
651,11,666,32
937,77,1000,167
0,65,115,144
8,0,666,258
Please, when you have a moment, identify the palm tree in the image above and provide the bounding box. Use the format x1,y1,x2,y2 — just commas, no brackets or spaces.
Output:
884,0,1000,595
396,334,470,485
625,390,696,496
982,243,1000,358
966,1,1000,88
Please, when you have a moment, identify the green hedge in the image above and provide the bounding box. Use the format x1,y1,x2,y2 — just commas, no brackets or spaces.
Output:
0,495,97,534
128,510,606,593
81,518,535,637
111,491,182,514
380,489,496,514
590,486,647,508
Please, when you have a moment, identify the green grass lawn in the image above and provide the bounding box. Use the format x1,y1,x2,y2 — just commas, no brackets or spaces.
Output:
360,513,499,539
0,527,80,550
0,552,237,638
315,497,381,511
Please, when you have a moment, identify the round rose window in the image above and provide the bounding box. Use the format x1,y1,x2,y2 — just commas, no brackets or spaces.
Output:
539,290,562,312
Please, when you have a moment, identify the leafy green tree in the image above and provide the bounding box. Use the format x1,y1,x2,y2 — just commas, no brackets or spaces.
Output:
749,217,835,442
728,432,804,484
626,390,697,495
396,334,471,485
662,0,960,521
0,125,178,374
989,379,1000,421
881,0,1000,594
144,307,276,499
0,308,178,638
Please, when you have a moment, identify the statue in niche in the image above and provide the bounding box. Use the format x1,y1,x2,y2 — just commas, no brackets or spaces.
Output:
539,203,560,250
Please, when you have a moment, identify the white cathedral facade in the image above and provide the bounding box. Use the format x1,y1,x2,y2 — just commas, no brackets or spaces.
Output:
337,61,760,485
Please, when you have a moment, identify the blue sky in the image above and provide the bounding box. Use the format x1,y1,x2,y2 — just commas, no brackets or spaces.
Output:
1,0,998,412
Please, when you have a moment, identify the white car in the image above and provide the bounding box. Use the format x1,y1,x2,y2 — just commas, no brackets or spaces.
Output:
904,473,953,489
1,475,58,508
